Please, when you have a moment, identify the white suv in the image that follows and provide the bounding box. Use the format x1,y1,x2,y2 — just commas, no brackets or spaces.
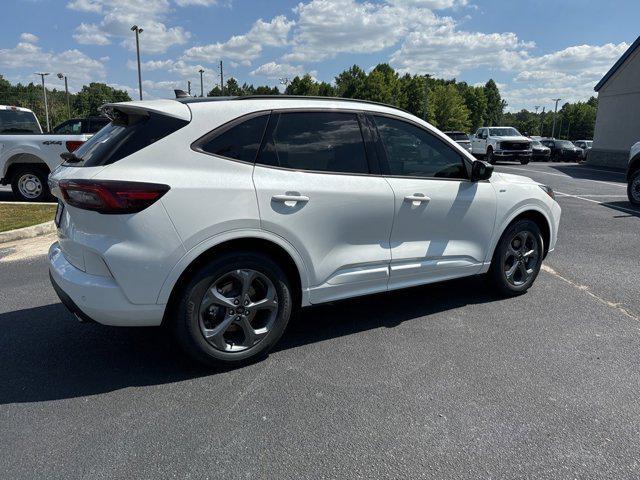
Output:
48,97,561,367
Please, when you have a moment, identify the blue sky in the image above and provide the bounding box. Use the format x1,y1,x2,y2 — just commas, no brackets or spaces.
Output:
1,0,638,111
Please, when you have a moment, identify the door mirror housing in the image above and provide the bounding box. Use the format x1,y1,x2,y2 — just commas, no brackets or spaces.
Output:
471,160,493,181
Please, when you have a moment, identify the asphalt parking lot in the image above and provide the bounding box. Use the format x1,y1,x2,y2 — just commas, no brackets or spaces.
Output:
1,162,639,479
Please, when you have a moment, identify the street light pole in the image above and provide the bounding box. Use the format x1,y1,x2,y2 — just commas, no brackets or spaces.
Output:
187,81,191,96
57,73,70,118
199,69,204,97
551,98,561,138
35,72,50,132
131,25,144,100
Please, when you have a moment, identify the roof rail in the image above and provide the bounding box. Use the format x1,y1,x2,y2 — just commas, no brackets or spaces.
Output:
177,94,411,114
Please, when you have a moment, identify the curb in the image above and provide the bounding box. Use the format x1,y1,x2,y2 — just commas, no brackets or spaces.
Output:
0,221,56,244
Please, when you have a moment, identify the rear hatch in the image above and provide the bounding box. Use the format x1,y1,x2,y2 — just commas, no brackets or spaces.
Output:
49,100,190,278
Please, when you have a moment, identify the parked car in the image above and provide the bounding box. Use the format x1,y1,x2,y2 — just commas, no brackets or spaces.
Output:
48,96,561,367
52,116,110,135
628,141,640,205
573,140,592,160
471,126,532,165
443,131,472,153
0,105,90,201
540,138,583,162
530,140,551,162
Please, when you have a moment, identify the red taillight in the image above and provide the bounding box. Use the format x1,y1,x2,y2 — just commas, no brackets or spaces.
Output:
65,140,85,152
59,180,170,214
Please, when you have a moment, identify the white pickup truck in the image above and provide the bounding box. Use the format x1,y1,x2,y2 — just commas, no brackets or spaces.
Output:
0,105,90,201
471,126,532,165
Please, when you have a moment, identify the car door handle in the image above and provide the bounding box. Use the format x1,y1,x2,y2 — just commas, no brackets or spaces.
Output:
404,194,431,203
272,194,310,203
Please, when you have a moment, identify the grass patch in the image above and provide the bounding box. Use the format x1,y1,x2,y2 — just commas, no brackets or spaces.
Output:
0,203,57,232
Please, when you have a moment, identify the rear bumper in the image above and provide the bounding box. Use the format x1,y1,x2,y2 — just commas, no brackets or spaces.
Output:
48,242,165,327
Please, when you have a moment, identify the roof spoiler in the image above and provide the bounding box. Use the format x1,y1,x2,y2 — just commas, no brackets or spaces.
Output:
174,89,191,99
101,99,191,122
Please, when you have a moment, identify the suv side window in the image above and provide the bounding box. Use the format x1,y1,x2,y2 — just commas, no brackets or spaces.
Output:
373,115,467,179
257,111,369,174
199,114,269,163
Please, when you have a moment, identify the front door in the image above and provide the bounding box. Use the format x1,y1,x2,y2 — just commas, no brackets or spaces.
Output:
253,110,395,303
369,114,497,290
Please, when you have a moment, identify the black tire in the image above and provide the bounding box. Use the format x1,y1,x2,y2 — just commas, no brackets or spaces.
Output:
488,219,544,296
172,251,293,368
486,148,495,165
10,166,50,202
520,158,530,165
628,169,640,206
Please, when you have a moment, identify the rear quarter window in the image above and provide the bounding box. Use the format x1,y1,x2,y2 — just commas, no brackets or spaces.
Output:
195,113,269,163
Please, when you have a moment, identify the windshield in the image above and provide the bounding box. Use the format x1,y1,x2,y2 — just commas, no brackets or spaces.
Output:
585,141,592,147
446,132,469,141
0,109,41,134
532,140,543,147
489,127,521,137
557,140,575,148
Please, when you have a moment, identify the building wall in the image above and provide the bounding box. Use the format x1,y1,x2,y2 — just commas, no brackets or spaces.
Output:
588,45,640,169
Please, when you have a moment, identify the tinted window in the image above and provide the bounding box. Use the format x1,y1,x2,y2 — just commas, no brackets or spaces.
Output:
374,116,467,179
70,112,188,167
489,127,521,136
0,110,41,134
258,112,368,174
200,114,268,163
54,119,82,134
446,132,469,141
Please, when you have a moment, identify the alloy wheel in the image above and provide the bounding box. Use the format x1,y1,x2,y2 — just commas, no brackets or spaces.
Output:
632,174,640,203
198,269,279,352
503,230,539,287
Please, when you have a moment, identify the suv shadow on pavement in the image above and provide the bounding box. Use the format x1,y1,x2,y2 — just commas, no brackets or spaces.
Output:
548,164,627,184
0,275,498,404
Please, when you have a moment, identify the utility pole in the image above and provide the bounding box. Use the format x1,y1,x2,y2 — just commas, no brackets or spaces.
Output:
199,69,204,97
131,25,144,100
551,98,561,138
57,73,71,118
219,61,224,96
35,72,50,132
539,106,545,136
187,81,191,96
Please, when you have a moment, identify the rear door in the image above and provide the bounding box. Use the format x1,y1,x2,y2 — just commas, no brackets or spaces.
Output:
253,110,395,304
369,114,496,290
471,128,485,154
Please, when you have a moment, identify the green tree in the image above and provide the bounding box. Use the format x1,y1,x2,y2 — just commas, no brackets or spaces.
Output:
224,78,243,96
254,85,280,95
398,74,430,120
459,84,487,132
317,82,335,97
285,74,320,96
483,79,504,126
356,70,394,103
430,84,470,131
73,83,131,116
335,65,366,98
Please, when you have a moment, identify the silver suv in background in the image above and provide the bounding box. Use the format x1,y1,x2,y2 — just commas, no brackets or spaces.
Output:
443,131,472,153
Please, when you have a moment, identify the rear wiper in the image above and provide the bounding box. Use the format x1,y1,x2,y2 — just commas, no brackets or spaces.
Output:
60,152,82,163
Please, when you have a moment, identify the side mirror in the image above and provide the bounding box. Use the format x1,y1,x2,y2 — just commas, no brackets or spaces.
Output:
471,160,493,181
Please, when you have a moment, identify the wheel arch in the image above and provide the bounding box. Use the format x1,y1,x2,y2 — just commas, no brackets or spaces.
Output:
489,207,552,264
159,232,309,323
628,153,640,180
2,153,50,182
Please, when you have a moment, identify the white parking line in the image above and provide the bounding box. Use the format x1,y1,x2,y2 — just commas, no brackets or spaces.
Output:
555,191,639,215
496,165,626,188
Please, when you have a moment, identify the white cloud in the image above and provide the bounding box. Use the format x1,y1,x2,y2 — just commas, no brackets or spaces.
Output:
184,15,293,64
19,33,39,44
68,0,190,54
175,0,219,5
74,23,111,45
250,61,312,79
0,39,106,90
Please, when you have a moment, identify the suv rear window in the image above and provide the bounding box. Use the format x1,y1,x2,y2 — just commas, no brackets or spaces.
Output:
69,112,188,167
257,112,369,174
